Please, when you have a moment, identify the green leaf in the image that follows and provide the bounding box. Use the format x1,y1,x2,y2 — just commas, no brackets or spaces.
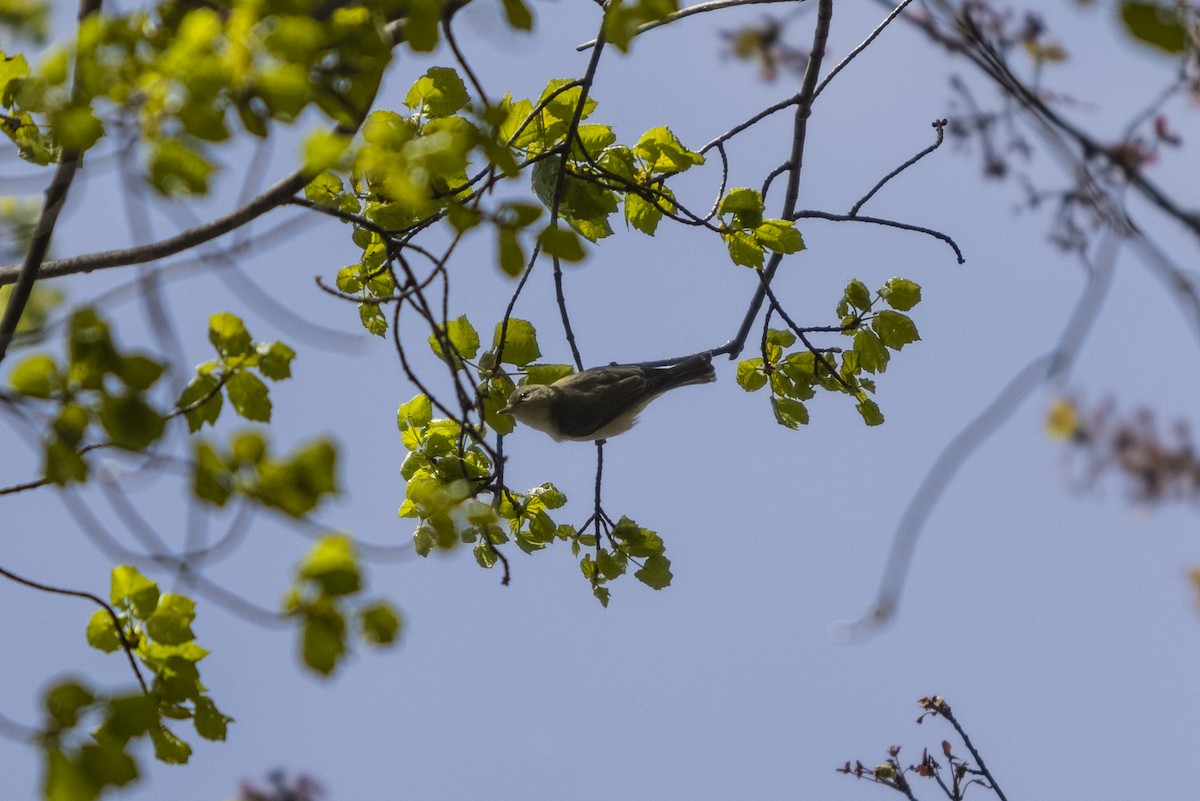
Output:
48,105,104,153
481,374,517,435
872,310,921,350
52,403,89,447
85,609,122,653
193,696,232,741
110,566,160,618
225,371,272,422
879,277,922,311
44,681,94,729
633,126,703,173
429,315,480,363
148,139,215,196
155,655,202,703
8,353,60,397
398,394,433,429
78,738,137,789
302,130,352,174
150,723,192,765
497,227,526,276
116,355,164,391
299,534,361,596
256,341,296,380
493,319,542,366
843,279,872,312
44,438,88,485
301,601,346,676
67,309,119,389
304,171,353,211
538,224,587,262
254,439,338,517
359,303,388,337
522,363,574,385
856,396,885,426
722,231,764,268
603,0,678,51
44,750,97,801
634,553,672,589
207,312,252,357
853,329,890,373
736,359,768,391
405,66,469,117
98,394,164,451
528,481,568,509
359,602,402,645
398,0,443,51
771,396,809,429
501,0,534,30
1119,1,1187,53
719,187,764,227
145,594,196,645
625,193,663,235
575,123,617,157
755,219,804,254
101,694,156,741
474,539,497,567
766,328,797,349
192,441,231,506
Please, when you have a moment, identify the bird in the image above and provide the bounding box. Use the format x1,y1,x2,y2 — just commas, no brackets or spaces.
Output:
500,354,716,442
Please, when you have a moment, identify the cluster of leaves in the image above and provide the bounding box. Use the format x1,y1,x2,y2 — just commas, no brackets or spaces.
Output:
0,0,418,181
398,387,579,571
308,67,749,339
193,430,337,518
178,312,295,431
39,566,230,801
530,117,705,244
737,277,922,428
717,187,805,269
577,516,671,607
7,309,169,483
284,534,402,675
4,309,299,486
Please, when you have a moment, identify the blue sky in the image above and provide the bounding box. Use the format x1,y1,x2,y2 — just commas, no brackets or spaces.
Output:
3,1,1200,799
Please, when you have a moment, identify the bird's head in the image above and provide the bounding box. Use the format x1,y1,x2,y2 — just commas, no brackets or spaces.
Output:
500,384,558,430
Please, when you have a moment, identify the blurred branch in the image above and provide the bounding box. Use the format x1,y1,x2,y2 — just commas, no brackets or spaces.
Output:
0,168,311,287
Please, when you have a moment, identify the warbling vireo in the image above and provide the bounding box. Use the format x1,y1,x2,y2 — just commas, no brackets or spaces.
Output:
499,354,716,441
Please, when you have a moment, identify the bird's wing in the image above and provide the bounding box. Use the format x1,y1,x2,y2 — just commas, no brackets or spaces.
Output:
549,368,653,438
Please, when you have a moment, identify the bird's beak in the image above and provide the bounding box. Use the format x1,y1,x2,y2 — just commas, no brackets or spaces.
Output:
498,403,514,416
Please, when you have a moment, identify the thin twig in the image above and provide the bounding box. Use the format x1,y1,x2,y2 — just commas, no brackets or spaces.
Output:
848,119,947,217
811,0,915,102
0,564,149,693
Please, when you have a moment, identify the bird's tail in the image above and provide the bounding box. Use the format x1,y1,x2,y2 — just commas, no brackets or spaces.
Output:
662,354,716,390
